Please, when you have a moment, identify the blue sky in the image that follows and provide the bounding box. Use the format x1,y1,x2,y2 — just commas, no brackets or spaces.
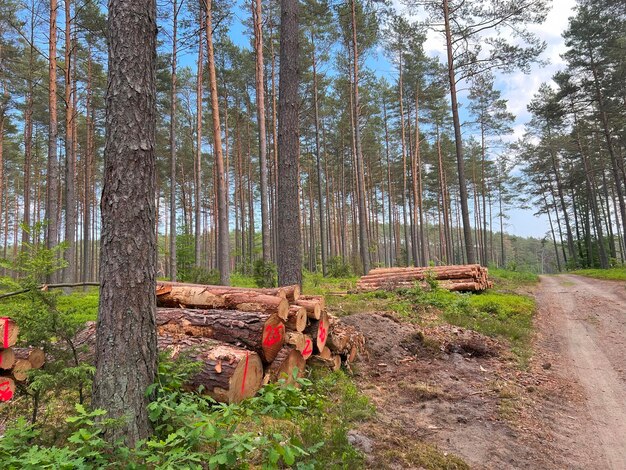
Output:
174,0,577,240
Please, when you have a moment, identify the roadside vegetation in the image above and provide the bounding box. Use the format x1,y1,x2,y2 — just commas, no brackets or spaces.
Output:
570,267,626,281
0,257,535,468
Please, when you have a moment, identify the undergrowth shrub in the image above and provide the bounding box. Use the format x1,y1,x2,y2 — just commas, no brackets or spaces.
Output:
0,354,371,469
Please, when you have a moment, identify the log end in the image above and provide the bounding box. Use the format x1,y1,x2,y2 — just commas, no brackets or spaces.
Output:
228,350,264,403
0,318,19,348
0,377,16,401
261,317,286,363
0,348,15,370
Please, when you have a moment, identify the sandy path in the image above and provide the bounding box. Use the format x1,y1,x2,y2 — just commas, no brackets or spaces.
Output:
535,275,626,469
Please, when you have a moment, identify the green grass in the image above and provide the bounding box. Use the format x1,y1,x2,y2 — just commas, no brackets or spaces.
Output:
397,285,536,366
488,268,539,290
570,267,626,281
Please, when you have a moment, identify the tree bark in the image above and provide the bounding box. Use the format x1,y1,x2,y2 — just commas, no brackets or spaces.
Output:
204,0,230,285
311,33,327,276
92,0,158,445
194,13,204,268
47,0,60,259
64,0,77,283
156,307,285,363
253,0,271,267
160,334,263,403
169,0,178,281
443,0,475,265
277,0,302,286
350,0,370,274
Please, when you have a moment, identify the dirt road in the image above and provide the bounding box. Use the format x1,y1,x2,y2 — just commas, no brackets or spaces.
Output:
535,275,626,469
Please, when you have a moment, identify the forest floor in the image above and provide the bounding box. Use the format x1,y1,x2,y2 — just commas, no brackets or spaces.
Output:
340,274,626,469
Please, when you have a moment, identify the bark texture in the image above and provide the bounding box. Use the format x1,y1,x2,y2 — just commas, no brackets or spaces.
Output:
156,307,285,363
92,0,158,445
277,0,302,287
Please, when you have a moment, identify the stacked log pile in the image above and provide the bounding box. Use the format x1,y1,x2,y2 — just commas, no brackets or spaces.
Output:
73,282,365,405
356,264,493,292
155,281,366,402
0,317,45,402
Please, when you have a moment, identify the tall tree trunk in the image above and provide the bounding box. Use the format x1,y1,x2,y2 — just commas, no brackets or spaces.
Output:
382,98,394,266
277,0,302,286
397,55,410,266
64,0,77,282
442,0,475,264
82,46,93,282
412,87,426,266
311,34,327,276
169,0,178,281
204,0,230,284
195,12,204,267
589,53,626,248
47,0,60,258
349,0,370,274
22,41,34,247
547,126,577,267
253,0,271,267
93,0,158,445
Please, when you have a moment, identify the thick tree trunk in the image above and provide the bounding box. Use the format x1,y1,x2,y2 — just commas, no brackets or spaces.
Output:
92,0,158,445
277,0,302,286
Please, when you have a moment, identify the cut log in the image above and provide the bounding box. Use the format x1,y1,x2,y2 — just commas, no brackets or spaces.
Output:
308,355,340,371
157,283,289,320
300,335,314,360
285,305,307,332
12,359,32,381
264,346,305,385
304,310,329,353
319,346,332,360
297,294,326,310
156,308,285,363
0,318,19,348
0,348,15,370
284,331,305,350
157,281,300,301
294,299,322,320
0,377,15,401
159,334,263,403
13,347,45,369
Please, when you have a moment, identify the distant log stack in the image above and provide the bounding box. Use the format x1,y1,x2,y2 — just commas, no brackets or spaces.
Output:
0,318,46,402
356,264,493,292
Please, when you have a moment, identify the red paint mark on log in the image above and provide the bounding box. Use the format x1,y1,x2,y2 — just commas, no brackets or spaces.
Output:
0,380,13,401
241,352,249,395
263,324,284,347
319,323,327,343
302,339,313,358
